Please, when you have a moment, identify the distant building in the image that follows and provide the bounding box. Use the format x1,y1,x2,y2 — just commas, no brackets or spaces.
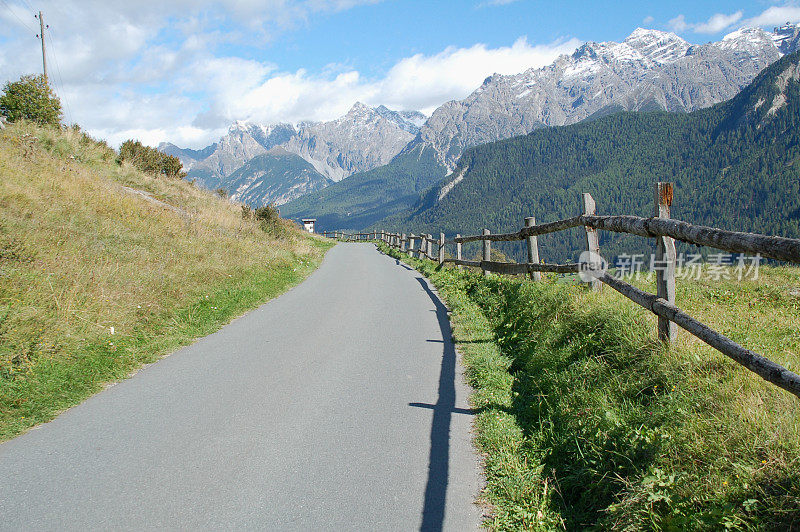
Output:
302,218,316,233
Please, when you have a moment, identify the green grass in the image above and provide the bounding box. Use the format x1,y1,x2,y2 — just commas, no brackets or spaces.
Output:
378,243,800,530
0,121,334,441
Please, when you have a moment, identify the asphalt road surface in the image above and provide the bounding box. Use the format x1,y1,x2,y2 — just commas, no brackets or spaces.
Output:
0,243,482,530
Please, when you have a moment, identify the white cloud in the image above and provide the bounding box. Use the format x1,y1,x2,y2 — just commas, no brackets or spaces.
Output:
740,5,800,28
373,37,580,114
642,15,655,25
187,36,579,133
0,0,579,149
693,11,743,34
668,11,743,34
667,14,688,33
669,4,800,36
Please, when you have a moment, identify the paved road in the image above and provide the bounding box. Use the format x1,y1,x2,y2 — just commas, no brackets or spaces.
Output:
0,243,482,530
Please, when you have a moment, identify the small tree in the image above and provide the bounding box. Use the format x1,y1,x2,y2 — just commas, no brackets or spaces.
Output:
118,139,186,179
0,75,62,126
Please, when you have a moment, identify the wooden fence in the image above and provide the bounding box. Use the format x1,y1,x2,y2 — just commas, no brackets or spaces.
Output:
321,183,800,399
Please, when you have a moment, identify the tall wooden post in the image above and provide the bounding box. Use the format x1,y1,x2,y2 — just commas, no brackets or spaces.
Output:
419,234,427,259
583,193,602,291
408,234,415,257
439,233,445,265
37,12,48,83
401,233,407,252
655,182,677,343
456,234,462,270
482,229,491,277
427,234,433,260
525,216,541,282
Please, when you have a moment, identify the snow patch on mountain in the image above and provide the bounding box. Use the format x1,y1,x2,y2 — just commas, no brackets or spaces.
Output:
402,24,800,169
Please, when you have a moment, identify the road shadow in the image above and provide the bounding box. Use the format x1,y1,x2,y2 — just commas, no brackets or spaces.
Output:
395,259,415,271
413,276,459,532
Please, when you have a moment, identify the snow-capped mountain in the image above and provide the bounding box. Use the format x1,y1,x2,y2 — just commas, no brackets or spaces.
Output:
279,102,425,182
166,102,426,188
161,103,426,206
402,24,800,170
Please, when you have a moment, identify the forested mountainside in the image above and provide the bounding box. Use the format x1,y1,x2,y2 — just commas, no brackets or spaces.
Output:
224,150,333,206
380,51,800,263
280,145,448,230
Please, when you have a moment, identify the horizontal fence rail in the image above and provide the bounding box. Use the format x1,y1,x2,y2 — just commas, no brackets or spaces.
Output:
319,181,800,399
449,215,800,264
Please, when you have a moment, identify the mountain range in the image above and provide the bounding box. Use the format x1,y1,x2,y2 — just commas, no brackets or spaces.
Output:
159,103,426,205
379,49,800,263
281,23,800,230
163,23,800,222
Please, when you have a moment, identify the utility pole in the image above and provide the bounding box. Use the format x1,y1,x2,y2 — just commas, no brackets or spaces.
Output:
35,11,48,83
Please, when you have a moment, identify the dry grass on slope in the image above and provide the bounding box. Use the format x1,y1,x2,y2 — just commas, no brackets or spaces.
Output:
0,122,331,440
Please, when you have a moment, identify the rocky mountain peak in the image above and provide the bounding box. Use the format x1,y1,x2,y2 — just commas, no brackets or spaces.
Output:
344,101,374,118
623,27,689,63
168,102,422,195
773,23,800,54
374,105,427,134
402,24,800,171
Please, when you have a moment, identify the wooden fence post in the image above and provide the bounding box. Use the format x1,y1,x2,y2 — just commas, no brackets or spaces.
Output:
525,216,542,282
419,234,427,259
583,193,602,291
401,233,407,252
482,229,491,277
408,234,415,257
456,234,462,270
425,234,432,260
439,233,445,265
655,182,677,343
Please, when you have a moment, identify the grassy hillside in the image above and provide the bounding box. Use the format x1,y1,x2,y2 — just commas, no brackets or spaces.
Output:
381,52,800,263
280,144,447,231
0,122,332,441
380,243,800,530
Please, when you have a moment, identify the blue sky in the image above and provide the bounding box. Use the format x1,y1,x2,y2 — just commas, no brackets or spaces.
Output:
1,0,799,147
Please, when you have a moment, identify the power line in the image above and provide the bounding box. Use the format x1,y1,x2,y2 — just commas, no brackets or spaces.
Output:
46,29,73,125
0,0,36,34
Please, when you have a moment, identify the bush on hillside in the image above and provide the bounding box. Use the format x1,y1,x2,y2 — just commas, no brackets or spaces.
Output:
0,74,62,126
254,205,285,236
118,140,186,179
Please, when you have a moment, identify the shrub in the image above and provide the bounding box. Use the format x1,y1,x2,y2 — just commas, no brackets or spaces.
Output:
254,205,285,236
118,140,186,179
0,74,62,126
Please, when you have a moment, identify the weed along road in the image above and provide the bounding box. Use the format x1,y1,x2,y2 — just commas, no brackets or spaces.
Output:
0,243,482,530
